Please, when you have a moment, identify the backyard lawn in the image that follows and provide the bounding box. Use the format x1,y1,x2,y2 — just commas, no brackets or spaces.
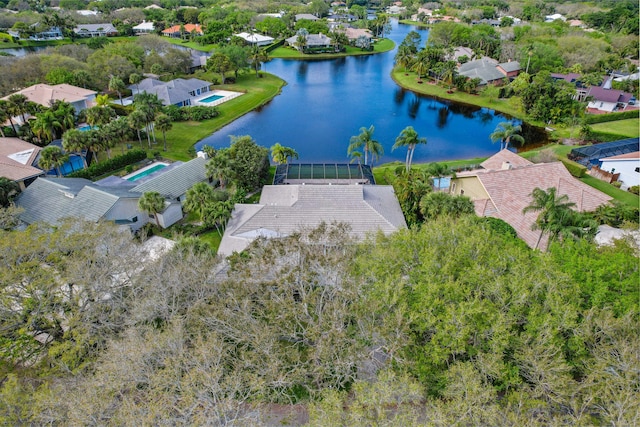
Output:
270,38,395,59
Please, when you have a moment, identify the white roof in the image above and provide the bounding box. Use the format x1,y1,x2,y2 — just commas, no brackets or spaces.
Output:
234,32,274,44
133,21,155,31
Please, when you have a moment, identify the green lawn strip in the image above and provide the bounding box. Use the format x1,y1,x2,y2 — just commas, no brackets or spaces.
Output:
373,157,488,184
391,69,531,122
270,38,395,59
161,72,285,161
591,118,640,138
580,175,639,207
198,230,223,252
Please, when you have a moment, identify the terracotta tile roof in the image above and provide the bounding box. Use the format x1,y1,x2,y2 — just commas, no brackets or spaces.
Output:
162,24,203,35
0,137,44,182
3,84,96,107
455,150,612,250
480,149,533,170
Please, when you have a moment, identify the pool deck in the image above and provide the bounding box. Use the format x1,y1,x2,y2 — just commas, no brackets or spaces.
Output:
194,90,244,107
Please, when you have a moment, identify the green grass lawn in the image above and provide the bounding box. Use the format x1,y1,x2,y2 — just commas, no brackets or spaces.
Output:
161,71,286,161
163,37,216,52
591,118,640,138
270,38,395,59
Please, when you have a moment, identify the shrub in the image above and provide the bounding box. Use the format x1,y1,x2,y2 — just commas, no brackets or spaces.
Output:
584,110,639,124
188,106,219,121
560,158,587,178
68,149,148,180
628,185,639,195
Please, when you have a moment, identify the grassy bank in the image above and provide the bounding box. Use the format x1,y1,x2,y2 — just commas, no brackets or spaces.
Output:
270,38,395,59
161,71,285,161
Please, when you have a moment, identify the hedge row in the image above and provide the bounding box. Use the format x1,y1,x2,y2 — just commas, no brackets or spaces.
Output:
68,149,148,180
560,158,587,178
584,110,639,124
163,105,220,122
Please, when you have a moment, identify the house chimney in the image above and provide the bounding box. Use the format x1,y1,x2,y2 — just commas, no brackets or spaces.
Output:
501,161,512,170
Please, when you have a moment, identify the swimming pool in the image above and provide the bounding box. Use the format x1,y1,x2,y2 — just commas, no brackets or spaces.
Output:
199,94,224,103
78,125,97,131
126,163,167,182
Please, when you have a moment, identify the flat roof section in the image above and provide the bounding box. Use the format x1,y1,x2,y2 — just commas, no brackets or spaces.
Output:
273,163,375,185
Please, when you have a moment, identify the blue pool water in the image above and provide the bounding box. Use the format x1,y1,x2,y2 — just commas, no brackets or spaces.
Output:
78,125,97,131
127,164,167,181
199,94,224,103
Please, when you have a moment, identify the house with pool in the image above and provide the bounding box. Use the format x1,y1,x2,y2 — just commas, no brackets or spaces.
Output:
15,157,210,231
129,77,243,107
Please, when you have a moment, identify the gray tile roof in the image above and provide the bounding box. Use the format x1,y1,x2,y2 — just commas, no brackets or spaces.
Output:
498,61,520,73
15,177,134,225
218,185,407,256
130,78,212,106
458,57,505,84
130,157,207,199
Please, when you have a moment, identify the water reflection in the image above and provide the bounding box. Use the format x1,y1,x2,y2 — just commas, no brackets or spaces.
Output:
408,96,421,119
394,88,406,105
436,107,450,129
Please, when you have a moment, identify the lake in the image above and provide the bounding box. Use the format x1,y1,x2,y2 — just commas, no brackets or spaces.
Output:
197,20,546,164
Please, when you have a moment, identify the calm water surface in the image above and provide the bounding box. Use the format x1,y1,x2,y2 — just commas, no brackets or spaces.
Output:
194,21,546,164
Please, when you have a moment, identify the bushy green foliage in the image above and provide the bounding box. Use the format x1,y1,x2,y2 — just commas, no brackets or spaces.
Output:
584,110,639,124
162,105,219,122
67,149,147,180
559,158,586,177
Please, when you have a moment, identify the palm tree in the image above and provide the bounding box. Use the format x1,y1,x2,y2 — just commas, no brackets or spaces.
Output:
51,101,76,133
184,182,216,220
95,94,111,108
31,110,62,144
205,149,233,189
128,110,146,146
0,100,16,135
490,122,525,150
295,28,308,52
395,45,414,73
202,200,233,236
522,187,577,250
129,73,142,95
108,76,126,106
427,162,451,191
134,92,163,146
347,125,383,166
392,126,427,172
38,146,69,177
8,94,30,125
62,129,89,168
250,48,269,77
84,129,104,164
441,60,457,91
138,191,166,227
154,113,172,152
270,143,299,164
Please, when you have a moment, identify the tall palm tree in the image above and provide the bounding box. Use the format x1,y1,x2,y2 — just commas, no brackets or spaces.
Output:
295,28,308,52
31,110,62,144
38,146,69,177
154,113,172,152
522,187,577,250
393,126,427,172
128,109,146,146
184,182,216,220
7,94,30,125
250,48,269,77
270,143,298,164
134,92,163,146
411,55,429,82
84,129,104,164
395,45,414,73
62,129,89,168
108,76,126,106
202,200,233,237
490,121,525,150
138,191,166,227
0,100,16,135
426,162,451,191
347,125,383,166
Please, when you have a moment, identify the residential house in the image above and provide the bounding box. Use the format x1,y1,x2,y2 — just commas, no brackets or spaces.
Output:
16,177,151,231
218,184,407,256
448,46,475,63
133,21,155,34
234,32,275,47
295,13,319,21
129,77,212,107
545,13,566,22
457,57,520,85
73,23,118,37
0,137,45,190
8,25,62,41
130,157,209,206
339,28,373,43
162,24,203,38
285,33,333,51
596,151,640,190
586,77,635,113
2,83,97,125
449,149,611,250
